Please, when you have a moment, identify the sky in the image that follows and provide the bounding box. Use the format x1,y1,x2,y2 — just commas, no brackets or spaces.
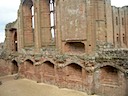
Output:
0,0,20,43
0,0,128,43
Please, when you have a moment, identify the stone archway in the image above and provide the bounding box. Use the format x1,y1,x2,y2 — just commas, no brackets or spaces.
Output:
100,66,118,85
67,63,82,80
94,65,126,96
25,60,34,72
41,61,55,84
66,63,83,90
11,60,18,74
25,59,34,80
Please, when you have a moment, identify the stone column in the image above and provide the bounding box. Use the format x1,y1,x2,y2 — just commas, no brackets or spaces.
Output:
34,0,41,53
95,0,106,45
5,28,11,51
55,0,62,52
86,0,96,54
105,0,113,45
18,4,24,52
124,7,128,47
112,7,121,48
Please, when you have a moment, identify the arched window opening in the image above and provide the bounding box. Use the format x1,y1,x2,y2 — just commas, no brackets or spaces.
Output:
65,42,85,54
100,66,118,85
67,63,82,81
32,6,34,29
22,0,34,46
12,60,18,74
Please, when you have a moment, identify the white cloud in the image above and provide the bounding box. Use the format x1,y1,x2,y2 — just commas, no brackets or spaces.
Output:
0,32,5,43
111,0,128,7
0,0,20,43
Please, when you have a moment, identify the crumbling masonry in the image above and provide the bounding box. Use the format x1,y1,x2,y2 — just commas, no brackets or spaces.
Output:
1,0,128,96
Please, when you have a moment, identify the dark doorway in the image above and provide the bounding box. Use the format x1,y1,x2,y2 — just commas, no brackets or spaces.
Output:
12,60,18,74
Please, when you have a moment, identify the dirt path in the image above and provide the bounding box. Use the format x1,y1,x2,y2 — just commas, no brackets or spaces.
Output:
0,76,98,96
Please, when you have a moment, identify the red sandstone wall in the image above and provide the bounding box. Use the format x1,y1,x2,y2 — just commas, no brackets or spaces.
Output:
124,7,128,47
119,8,126,47
0,58,127,96
19,61,93,94
94,66,126,96
55,0,87,53
0,59,11,76
22,1,34,47
40,0,52,46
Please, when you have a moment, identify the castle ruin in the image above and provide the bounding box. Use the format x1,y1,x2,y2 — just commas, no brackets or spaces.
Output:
0,0,128,96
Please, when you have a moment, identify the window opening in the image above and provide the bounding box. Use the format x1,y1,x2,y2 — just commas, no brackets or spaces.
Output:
50,0,55,39
116,17,118,25
32,6,34,29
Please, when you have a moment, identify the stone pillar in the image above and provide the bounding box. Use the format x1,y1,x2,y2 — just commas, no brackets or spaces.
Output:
34,0,41,52
125,77,128,96
112,7,121,48
119,8,126,48
105,0,113,45
95,0,107,45
86,0,96,53
124,7,128,48
40,0,52,47
5,29,11,51
5,28,17,52
55,0,62,52
19,4,24,51
17,6,24,52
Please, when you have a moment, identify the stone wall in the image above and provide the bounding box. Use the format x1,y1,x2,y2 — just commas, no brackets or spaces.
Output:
112,6,128,48
94,65,126,96
4,0,128,53
0,48,128,96
0,59,11,76
1,0,128,96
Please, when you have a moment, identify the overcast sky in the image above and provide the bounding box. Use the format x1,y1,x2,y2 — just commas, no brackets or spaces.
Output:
0,0,128,43
0,0,20,43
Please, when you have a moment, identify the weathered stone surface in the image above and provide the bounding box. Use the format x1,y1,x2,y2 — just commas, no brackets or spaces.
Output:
0,0,128,96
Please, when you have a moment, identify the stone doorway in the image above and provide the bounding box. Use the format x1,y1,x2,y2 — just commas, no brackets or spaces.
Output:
66,63,83,90
42,61,55,84
11,60,18,74
25,59,34,80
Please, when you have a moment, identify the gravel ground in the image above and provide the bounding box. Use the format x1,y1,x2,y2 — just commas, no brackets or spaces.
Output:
0,75,98,96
